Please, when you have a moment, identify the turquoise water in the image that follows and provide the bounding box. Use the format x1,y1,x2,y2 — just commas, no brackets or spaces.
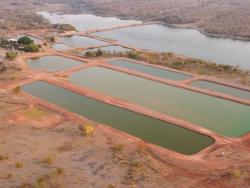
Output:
27,55,84,72
70,67,250,137
191,80,250,100
107,59,191,81
22,81,214,155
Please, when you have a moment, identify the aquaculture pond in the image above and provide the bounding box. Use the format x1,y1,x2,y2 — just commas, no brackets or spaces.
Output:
107,59,191,81
96,24,250,69
52,43,72,51
69,67,250,137
22,81,214,155
191,80,250,100
27,55,84,72
57,35,108,49
38,12,142,31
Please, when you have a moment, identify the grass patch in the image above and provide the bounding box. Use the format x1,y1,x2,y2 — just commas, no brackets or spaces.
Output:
23,107,48,119
41,156,54,165
111,144,124,153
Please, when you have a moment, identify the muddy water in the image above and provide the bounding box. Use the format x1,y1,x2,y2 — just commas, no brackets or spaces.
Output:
22,81,214,155
27,55,84,72
107,59,191,81
96,24,250,69
191,80,250,100
70,67,250,137
38,12,142,31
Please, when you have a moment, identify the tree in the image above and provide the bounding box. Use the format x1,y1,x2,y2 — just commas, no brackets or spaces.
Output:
96,49,103,56
6,51,18,60
24,44,39,52
18,36,34,45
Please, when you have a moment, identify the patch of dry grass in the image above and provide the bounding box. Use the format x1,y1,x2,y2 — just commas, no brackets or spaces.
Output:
23,107,48,119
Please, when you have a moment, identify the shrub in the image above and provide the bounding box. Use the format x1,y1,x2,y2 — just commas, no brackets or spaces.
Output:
96,49,103,56
12,86,21,94
127,51,139,59
15,162,24,168
231,169,241,179
85,51,96,57
6,51,18,60
111,144,124,153
24,43,39,52
55,167,64,175
79,124,94,136
41,156,54,165
18,36,33,45
53,24,76,31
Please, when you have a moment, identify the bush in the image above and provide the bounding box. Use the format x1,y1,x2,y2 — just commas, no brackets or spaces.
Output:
85,51,96,57
96,49,103,56
24,43,39,52
6,51,18,60
53,24,76,31
127,51,139,59
18,36,33,45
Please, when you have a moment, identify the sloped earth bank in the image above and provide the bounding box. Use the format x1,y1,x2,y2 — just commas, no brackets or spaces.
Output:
0,90,250,188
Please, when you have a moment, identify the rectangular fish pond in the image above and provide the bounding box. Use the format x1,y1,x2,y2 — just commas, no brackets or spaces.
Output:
107,59,191,81
55,35,109,49
69,67,250,137
22,81,214,155
191,80,250,100
27,55,84,72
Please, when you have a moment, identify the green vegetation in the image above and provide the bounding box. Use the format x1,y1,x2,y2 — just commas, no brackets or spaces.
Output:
6,51,18,60
24,43,39,52
0,38,12,49
18,36,34,45
85,49,104,57
127,51,139,59
53,23,76,31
